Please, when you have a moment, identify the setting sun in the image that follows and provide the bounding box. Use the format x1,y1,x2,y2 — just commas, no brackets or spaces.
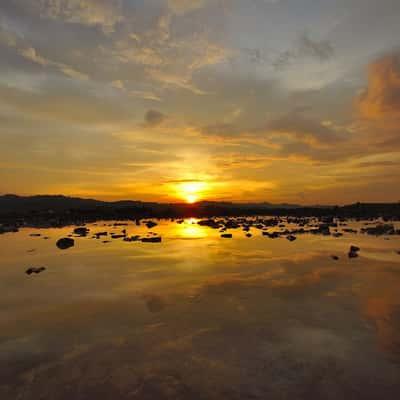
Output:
178,181,207,203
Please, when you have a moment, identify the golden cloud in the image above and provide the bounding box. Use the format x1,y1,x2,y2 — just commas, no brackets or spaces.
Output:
357,54,400,119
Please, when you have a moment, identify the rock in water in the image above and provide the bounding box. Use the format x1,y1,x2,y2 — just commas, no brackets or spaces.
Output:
286,235,297,242
73,227,89,236
26,267,46,275
56,237,75,250
141,237,162,243
330,255,339,260
221,233,232,238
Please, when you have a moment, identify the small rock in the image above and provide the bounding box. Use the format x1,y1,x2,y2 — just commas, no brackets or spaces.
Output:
286,235,297,242
330,255,339,260
141,237,162,243
221,233,233,238
111,234,125,239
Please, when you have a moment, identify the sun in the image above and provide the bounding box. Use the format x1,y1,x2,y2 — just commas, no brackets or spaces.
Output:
178,181,206,204
186,194,197,204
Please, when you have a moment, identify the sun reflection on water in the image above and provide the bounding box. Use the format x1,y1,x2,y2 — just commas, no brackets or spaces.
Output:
173,218,208,238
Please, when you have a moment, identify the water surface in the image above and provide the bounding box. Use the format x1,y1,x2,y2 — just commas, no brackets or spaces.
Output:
1,218,400,399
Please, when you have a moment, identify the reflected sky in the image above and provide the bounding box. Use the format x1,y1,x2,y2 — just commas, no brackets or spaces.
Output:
0,219,400,399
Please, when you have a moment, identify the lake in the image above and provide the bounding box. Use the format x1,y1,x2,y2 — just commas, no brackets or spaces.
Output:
1,218,400,399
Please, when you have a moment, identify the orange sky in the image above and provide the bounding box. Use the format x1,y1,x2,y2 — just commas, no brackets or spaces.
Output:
0,0,400,204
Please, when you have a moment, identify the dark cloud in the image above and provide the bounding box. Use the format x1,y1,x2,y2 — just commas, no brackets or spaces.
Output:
144,109,167,127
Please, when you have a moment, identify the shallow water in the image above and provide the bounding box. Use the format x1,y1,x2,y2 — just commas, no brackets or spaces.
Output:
1,218,400,399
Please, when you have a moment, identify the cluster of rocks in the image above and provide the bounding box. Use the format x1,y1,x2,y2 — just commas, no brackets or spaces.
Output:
49,222,163,248
194,216,400,241
360,224,400,236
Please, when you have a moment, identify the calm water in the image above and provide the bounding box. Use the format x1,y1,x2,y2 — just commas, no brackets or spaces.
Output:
1,218,400,399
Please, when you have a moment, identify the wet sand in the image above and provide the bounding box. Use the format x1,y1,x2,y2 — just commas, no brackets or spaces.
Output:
1,218,400,399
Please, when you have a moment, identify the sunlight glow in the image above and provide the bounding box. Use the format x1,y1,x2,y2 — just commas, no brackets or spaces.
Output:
178,181,207,203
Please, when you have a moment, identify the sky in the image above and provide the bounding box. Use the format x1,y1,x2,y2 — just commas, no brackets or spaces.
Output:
0,0,400,204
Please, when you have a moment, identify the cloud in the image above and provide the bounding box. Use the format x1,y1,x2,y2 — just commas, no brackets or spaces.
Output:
19,47,88,80
27,0,124,34
357,53,400,119
0,22,88,80
144,109,167,127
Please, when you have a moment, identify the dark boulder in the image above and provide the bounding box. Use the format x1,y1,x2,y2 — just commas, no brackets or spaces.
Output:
56,237,75,250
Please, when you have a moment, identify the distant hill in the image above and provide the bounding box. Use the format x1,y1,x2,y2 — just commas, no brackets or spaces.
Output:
0,194,144,213
0,194,306,213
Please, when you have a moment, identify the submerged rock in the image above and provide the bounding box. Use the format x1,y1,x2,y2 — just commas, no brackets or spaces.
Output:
26,267,46,275
56,237,75,250
330,255,339,260
145,221,158,229
221,233,233,238
286,235,297,242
